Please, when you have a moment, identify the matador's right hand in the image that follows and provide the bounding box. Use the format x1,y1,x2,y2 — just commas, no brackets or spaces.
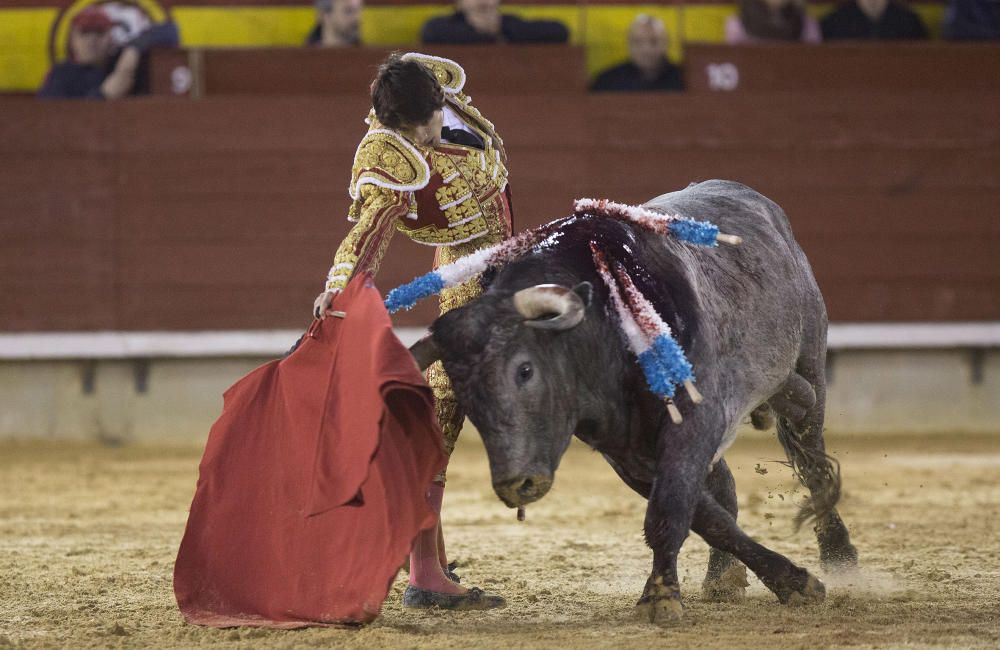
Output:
312,290,341,320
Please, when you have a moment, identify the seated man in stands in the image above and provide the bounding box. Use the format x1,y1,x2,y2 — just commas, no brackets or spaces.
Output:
305,0,362,47
821,0,928,39
591,15,683,93
943,0,1000,39
725,0,822,43
421,0,569,44
38,5,179,99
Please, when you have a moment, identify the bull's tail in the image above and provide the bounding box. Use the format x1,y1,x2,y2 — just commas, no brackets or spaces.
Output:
775,417,842,532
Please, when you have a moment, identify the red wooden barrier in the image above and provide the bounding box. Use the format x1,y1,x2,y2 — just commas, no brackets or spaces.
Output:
2,44,997,332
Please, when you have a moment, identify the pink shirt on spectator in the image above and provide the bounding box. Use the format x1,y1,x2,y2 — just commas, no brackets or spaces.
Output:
724,14,822,43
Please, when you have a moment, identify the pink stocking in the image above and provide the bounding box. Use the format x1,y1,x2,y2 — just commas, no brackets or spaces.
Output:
408,482,464,593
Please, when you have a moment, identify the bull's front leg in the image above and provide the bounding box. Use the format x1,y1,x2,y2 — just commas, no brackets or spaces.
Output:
636,424,715,625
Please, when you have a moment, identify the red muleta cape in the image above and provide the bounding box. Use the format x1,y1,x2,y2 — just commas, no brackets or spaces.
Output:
173,275,447,628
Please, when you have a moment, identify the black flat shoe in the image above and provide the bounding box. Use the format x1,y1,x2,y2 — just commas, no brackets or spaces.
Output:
402,585,506,611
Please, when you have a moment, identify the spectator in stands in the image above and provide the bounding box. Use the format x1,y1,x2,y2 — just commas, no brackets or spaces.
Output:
421,0,569,44
820,0,929,39
38,6,179,99
942,0,1000,39
725,0,822,43
591,15,683,92
305,0,362,47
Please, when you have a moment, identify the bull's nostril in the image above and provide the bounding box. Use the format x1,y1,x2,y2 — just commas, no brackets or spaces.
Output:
494,475,552,506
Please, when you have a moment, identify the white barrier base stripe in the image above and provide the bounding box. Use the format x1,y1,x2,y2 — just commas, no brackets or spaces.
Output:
826,323,1000,349
0,323,997,360
0,328,430,360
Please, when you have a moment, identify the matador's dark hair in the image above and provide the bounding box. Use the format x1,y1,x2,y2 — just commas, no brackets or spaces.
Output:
371,53,445,130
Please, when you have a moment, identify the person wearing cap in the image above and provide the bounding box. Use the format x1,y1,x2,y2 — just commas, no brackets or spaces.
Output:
305,0,363,47
311,52,512,611
38,5,179,99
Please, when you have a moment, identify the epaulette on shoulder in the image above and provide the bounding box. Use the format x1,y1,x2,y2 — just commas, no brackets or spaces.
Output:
401,52,466,96
349,129,431,200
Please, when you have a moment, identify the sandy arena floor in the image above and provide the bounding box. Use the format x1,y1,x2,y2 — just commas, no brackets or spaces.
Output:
1,431,998,649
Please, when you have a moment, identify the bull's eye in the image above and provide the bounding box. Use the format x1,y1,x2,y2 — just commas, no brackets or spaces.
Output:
516,362,533,384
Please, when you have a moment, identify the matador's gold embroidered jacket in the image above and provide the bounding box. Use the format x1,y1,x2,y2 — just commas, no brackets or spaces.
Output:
325,53,513,295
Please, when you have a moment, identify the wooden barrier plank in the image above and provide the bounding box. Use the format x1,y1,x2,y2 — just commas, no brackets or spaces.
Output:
0,189,117,242
822,278,1000,322
115,278,438,330
117,152,342,196
116,195,346,241
0,290,118,330
2,43,999,330
0,100,113,153
118,241,328,285
149,46,589,97
776,191,1000,237
684,43,1000,94
116,97,371,151
803,237,1000,280
593,149,999,193
0,240,116,281
584,92,1000,146
0,154,118,197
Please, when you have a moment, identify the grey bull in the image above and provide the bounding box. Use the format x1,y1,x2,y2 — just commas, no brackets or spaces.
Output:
411,180,858,623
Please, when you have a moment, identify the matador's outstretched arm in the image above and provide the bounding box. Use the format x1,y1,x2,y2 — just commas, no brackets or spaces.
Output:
325,185,408,292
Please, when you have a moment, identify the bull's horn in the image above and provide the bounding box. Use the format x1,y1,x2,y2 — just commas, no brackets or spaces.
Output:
408,335,441,372
512,284,585,330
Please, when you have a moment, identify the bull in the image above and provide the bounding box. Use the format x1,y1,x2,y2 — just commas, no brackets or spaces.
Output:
411,180,858,623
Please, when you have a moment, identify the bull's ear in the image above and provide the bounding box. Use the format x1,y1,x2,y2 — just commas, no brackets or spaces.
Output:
408,335,441,372
572,281,593,308
430,301,495,360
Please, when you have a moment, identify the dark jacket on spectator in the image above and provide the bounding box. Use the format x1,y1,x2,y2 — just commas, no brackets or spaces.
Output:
821,1,929,40
304,23,361,46
943,0,1000,39
591,59,684,93
305,24,323,46
37,62,110,98
421,11,569,44
37,22,179,99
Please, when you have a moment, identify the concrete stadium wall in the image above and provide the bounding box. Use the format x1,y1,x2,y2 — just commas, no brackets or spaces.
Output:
2,348,997,442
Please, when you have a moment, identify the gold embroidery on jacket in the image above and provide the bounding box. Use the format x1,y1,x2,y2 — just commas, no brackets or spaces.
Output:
349,130,430,200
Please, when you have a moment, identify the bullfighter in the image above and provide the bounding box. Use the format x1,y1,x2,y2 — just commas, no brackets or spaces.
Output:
312,52,511,610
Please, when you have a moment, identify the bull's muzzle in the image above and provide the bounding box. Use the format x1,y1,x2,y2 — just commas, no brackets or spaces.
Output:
492,474,553,508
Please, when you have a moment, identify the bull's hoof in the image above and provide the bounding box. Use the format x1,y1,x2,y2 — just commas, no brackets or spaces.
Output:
783,573,826,607
702,563,749,603
634,596,684,625
634,575,684,625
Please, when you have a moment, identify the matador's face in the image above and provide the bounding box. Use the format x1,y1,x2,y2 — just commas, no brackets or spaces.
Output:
405,109,444,148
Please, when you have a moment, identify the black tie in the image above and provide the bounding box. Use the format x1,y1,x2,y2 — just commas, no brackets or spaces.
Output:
441,126,485,150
